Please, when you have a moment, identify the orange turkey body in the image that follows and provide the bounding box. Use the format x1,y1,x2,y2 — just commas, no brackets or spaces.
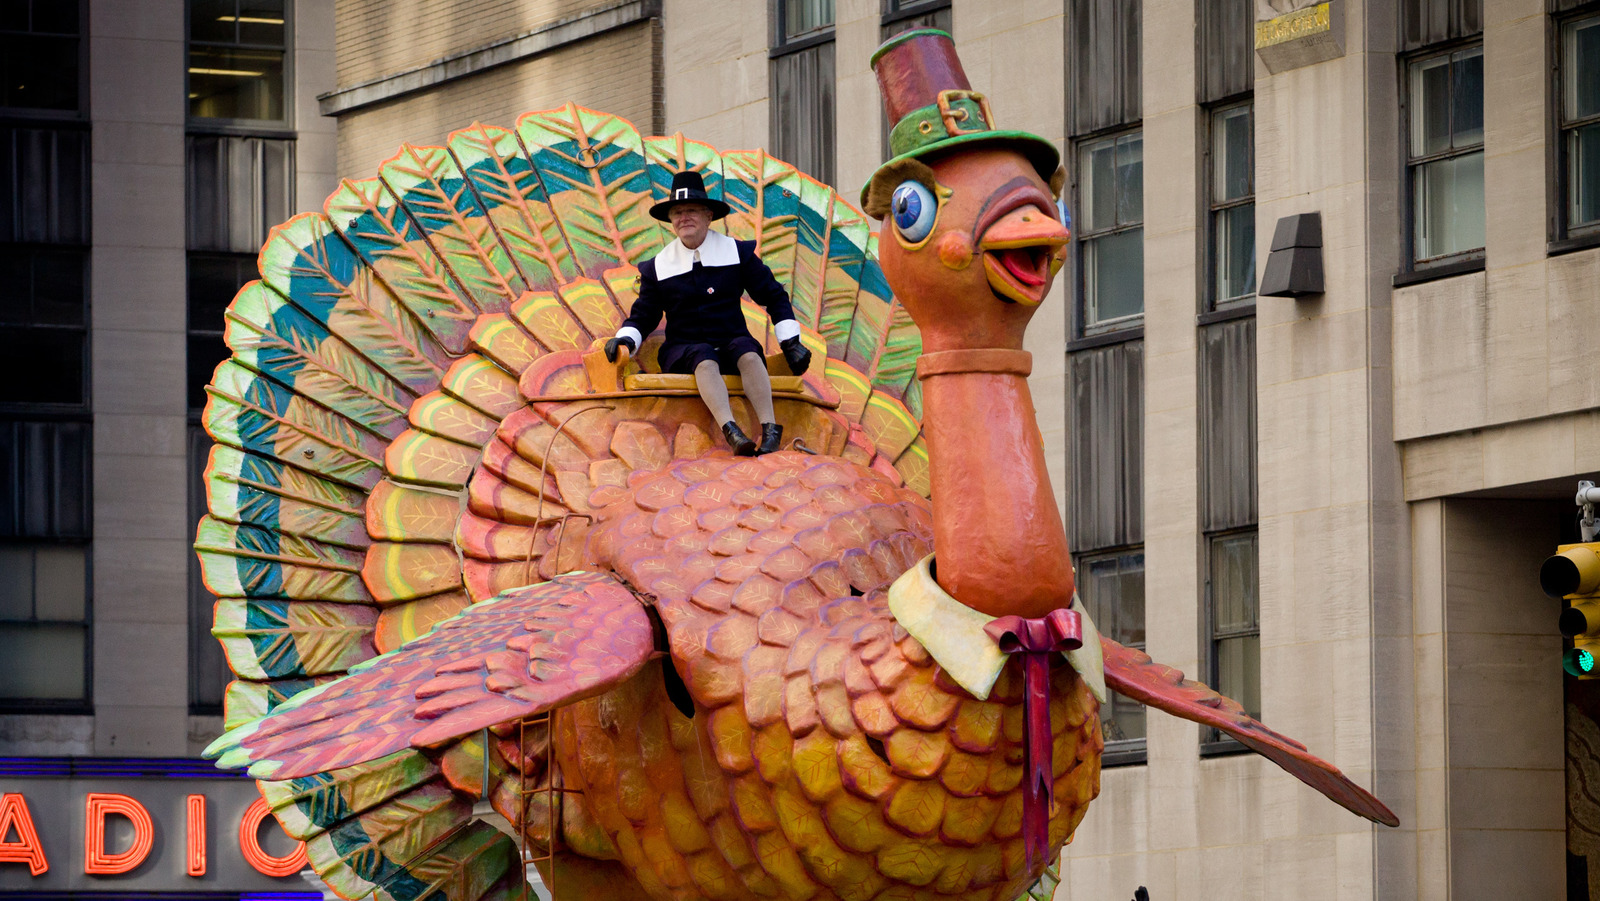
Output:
515,448,1102,901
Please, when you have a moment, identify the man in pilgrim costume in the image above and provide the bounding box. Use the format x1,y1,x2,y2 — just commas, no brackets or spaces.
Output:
605,170,812,456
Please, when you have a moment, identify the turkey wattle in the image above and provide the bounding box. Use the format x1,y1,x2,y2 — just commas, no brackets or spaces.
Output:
200,37,1394,901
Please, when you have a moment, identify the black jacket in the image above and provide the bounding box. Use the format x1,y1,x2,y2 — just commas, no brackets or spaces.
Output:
621,236,795,349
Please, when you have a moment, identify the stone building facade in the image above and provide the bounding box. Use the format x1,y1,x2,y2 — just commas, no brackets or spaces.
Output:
2,1,1592,899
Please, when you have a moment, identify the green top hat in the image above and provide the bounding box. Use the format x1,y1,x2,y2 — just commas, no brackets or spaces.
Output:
861,29,1061,215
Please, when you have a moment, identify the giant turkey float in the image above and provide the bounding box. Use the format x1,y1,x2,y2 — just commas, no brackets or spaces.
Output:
199,30,1396,901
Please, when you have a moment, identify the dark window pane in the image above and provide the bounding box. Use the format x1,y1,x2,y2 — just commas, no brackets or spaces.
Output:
1414,150,1484,259
0,420,91,539
188,45,285,120
189,424,227,711
1214,203,1255,304
2,126,89,244
0,1,27,30
1214,106,1253,202
1571,122,1600,229
1215,635,1260,719
783,0,834,41
1080,551,1145,745
188,334,230,410
1209,532,1259,725
0,250,26,325
1084,227,1143,326
771,41,836,186
31,0,79,33
1115,134,1142,226
1410,53,1452,157
0,622,86,699
31,250,85,325
0,328,84,404
33,544,83,620
0,544,32,618
1211,533,1258,633
191,0,236,43
237,0,286,46
187,135,294,252
1569,17,1600,122
1451,47,1483,147
0,33,78,111
1082,137,1118,232
188,253,253,328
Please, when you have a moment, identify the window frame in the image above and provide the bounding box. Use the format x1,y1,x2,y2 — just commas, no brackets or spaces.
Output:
1203,100,1256,314
0,2,93,707
1199,527,1260,756
1075,546,1147,766
769,0,837,186
0,0,90,119
1398,39,1487,276
1551,8,1600,252
1071,126,1145,340
185,0,295,132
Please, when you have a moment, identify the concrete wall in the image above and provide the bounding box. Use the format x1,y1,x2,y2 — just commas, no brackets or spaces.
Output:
1411,498,1566,898
335,22,658,177
335,0,608,86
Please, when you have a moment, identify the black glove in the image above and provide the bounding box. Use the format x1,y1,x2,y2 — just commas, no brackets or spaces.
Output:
780,335,812,376
604,334,636,362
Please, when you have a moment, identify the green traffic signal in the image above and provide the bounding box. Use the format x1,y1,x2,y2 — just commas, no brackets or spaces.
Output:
1566,647,1597,677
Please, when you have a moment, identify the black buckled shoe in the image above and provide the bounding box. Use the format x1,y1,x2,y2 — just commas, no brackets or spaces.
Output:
721,420,757,456
757,422,783,455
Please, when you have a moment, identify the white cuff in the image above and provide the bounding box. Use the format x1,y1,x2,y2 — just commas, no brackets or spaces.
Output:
773,319,800,342
616,326,642,346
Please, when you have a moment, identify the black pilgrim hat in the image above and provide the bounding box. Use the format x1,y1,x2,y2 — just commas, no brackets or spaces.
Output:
649,170,730,222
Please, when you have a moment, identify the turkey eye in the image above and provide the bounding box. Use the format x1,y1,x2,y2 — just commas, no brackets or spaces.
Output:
890,181,937,243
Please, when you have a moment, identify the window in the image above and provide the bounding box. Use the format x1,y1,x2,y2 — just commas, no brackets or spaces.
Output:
188,0,289,124
1068,340,1144,763
1208,104,1255,309
1560,13,1600,239
879,0,951,160
1203,531,1260,749
1069,0,1142,336
1077,132,1144,332
184,137,293,712
1406,44,1485,265
0,1,83,114
1078,550,1146,758
771,0,836,185
1199,317,1257,751
1,4,91,705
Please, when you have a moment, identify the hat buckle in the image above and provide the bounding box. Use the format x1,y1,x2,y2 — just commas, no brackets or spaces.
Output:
937,90,993,137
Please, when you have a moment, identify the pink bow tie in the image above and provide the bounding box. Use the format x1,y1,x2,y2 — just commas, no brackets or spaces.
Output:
983,607,1083,874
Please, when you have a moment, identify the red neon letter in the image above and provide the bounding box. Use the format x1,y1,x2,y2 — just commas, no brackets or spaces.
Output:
239,798,306,878
83,793,154,875
0,793,48,876
186,794,206,877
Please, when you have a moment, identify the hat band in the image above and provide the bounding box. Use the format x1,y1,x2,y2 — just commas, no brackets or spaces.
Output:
888,90,994,159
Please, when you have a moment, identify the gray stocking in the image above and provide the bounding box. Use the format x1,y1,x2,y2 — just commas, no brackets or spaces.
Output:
737,352,776,423
694,359,736,424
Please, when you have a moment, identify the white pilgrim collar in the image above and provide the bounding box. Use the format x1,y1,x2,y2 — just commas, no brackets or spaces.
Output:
654,229,739,279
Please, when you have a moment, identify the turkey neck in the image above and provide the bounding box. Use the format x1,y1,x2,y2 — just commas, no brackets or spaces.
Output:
917,348,1075,619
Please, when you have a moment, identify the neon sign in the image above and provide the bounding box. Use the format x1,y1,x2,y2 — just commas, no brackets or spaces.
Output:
0,790,306,880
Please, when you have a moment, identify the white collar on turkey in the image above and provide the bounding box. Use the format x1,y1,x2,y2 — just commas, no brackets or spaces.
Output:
887,554,1107,703
654,229,739,279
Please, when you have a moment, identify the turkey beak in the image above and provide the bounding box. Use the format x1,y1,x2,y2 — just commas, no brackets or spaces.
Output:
979,204,1070,306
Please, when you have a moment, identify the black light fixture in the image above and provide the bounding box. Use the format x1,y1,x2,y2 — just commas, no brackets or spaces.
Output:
1259,212,1324,297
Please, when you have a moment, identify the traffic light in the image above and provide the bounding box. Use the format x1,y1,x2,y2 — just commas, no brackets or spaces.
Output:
1543,541,1600,678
